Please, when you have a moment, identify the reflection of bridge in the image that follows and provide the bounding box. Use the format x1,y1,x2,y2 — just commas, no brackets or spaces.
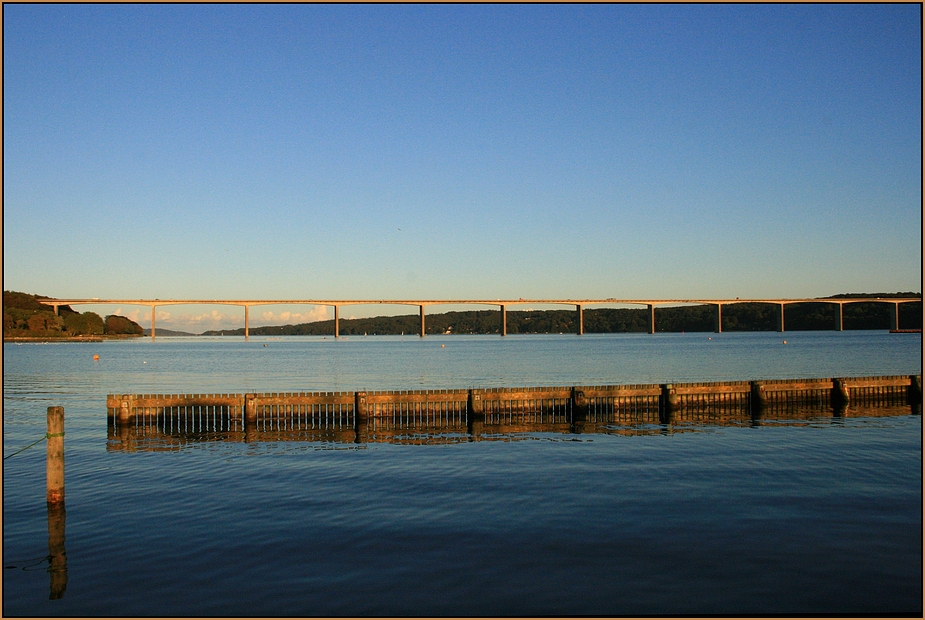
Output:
39,296,922,339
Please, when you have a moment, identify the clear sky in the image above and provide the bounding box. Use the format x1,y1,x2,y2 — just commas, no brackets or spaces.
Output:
4,4,922,331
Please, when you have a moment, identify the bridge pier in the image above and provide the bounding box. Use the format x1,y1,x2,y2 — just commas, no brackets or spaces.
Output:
648,304,655,334
715,303,723,333
151,306,156,340
244,306,249,340
890,302,900,330
576,305,584,335
777,303,785,332
834,303,843,331
500,305,507,336
334,306,339,338
420,305,425,337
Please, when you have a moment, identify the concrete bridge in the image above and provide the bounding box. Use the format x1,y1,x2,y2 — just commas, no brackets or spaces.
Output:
38,297,921,339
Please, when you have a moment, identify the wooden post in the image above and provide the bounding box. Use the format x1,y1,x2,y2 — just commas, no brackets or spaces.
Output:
750,381,768,417
467,389,484,436
46,406,65,506
571,387,588,432
245,394,257,429
910,375,922,416
118,397,135,426
354,392,368,443
660,384,678,423
832,378,850,412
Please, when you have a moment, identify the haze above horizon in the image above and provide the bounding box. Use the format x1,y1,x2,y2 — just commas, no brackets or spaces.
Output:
4,4,921,331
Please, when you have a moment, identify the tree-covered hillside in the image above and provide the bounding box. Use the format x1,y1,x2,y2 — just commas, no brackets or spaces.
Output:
3,291,144,338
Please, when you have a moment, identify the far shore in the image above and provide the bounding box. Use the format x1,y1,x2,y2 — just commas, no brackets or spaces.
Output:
4,334,144,343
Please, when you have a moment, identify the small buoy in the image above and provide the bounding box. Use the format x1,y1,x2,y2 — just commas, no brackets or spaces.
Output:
93,354,99,360
143,361,147,364
782,340,787,345
707,337,711,341
441,344,445,348
263,344,268,347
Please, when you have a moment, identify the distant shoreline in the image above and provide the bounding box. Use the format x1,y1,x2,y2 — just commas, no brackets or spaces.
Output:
3,334,143,343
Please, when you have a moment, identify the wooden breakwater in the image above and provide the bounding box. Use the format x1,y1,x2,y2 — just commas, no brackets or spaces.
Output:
107,375,921,430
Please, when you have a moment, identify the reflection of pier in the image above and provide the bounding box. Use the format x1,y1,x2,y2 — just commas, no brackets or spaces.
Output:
40,296,921,339
107,375,920,449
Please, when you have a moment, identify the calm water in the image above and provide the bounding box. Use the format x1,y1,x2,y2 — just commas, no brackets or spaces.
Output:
3,331,922,615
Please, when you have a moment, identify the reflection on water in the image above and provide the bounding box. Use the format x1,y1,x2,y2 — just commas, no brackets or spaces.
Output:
46,503,67,600
108,401,919,451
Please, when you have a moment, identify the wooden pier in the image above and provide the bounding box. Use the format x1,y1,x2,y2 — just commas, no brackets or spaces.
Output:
107,374,921,431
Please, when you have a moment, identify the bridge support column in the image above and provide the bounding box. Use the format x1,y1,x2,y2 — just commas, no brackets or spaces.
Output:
500,305,507,336
777,304,785,332
420,305,425,337
715,303,723,333
576,305,584,335
834,304,843,331
244,306,249,340
890,303,899,330
648,304,655,334
151,306,156,340
334,306,339,338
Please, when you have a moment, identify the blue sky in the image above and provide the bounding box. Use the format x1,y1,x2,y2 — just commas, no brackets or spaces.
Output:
4,4,921,331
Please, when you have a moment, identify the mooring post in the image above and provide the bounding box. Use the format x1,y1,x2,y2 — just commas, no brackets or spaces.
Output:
245,393,257,429
46,406,65,507
118,397,134,426
467,389,484,436
750,381,768,418
660,384,678,423
571,387,588,432
354,391,368,443
910,375,922,415
832,378,850,413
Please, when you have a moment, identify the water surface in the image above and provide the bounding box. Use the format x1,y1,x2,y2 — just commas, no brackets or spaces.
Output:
3,332,921,615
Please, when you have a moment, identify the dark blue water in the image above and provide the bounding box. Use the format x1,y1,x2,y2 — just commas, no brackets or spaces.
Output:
3,332,922,615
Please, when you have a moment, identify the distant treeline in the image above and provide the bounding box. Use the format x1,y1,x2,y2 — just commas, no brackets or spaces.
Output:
3,291,144,338
203,294,922,336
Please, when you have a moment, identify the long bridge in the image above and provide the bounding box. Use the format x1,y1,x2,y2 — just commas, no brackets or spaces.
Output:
38,296,921,339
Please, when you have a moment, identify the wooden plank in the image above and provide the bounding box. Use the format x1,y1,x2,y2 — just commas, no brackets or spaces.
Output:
759,381,833,392
843,377,910,389
673,384,750,395
367,392,468,404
